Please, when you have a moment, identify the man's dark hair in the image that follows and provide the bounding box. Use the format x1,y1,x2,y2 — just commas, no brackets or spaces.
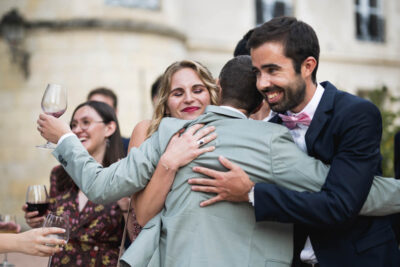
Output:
233,29,253,57
248,16,320,83
151,75,162,100
219,55,263,114
87,87,118,109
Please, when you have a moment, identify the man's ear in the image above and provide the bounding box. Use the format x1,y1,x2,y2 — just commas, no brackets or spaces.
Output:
105,121,117,138
301,56,317,79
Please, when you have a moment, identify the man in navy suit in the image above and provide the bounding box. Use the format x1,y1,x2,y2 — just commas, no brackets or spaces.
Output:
189,17,400,266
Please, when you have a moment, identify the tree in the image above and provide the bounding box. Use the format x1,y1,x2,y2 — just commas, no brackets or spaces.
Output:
358,86,400,177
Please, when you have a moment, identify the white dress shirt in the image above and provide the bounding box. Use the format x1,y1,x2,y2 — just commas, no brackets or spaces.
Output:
286,84,324,264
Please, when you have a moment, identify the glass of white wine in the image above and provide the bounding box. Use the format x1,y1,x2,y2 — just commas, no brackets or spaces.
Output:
0,214,17,267
37,83,67,149
43,213,70,267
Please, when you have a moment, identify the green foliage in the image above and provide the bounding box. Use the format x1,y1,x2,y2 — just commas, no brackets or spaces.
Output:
358,86,400,177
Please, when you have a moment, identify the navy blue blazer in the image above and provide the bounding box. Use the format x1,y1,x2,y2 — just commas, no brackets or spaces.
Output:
256,81,400,267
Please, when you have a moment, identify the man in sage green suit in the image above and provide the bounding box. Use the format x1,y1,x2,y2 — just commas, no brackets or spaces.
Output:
45,56,400,267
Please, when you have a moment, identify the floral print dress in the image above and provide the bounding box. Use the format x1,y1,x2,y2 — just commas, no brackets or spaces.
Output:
49,165,124,267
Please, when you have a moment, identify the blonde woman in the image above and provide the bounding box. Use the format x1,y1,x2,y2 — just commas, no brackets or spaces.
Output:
128,60,220,231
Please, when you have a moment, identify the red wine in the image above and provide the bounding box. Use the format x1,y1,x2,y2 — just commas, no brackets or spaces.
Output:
46,109,65,118
26,202,49,217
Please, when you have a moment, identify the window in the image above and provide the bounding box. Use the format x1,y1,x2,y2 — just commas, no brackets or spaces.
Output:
105,0,160,10
256,0,292,25
355,0,384,42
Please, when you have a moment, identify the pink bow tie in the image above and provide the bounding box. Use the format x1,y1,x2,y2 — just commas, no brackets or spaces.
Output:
279,112,311,130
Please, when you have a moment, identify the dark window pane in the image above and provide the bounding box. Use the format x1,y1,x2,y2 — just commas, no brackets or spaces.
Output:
369,0,377,7
356,12,362,37
256,0,264,24
273,2,285,17
369,14,379,38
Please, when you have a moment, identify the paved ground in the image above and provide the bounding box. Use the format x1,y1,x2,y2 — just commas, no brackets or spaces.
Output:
2,253,48,266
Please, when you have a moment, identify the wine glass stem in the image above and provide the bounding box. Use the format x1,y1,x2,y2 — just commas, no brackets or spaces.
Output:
3,253,8,263
47,255,52,267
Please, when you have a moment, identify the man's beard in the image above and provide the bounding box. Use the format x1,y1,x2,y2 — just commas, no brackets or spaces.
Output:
268,78,306,113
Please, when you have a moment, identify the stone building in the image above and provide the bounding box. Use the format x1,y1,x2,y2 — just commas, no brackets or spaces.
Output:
0,0,399,226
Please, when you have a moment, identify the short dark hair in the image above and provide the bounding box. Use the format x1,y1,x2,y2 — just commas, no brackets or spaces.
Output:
233,29,253,57
219,55,263,114
248,16,320,83
87,87,118,109
151,75,162,100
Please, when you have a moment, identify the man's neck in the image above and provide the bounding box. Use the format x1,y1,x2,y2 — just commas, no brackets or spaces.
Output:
291,82,318,113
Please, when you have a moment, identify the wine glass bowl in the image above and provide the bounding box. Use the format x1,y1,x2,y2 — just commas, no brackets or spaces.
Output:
37,83,67,149
26,185,49,218
43,213,70,267
43,213,70,245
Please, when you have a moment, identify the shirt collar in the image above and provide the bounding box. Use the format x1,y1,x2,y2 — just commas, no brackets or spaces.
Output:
219,106,248,119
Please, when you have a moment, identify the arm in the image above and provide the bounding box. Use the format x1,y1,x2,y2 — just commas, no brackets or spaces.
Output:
131,121,217,226
190,115,400,217
0,227,66,256
52,134,158,203
37,113,162,203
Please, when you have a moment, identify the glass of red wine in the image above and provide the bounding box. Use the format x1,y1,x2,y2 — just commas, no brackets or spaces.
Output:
26,185,49,218
37,83,67,149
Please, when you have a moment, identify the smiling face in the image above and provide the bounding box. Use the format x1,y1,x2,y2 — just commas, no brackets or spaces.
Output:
70,105,115,160
165,68,211,120
251,42,307,113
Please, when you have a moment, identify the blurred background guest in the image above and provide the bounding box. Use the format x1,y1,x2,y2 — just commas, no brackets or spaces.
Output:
87,87,130,153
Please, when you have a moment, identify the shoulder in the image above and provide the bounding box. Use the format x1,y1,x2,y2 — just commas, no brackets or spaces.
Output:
322,82,381,118
50,165,63,179
130,120,152,148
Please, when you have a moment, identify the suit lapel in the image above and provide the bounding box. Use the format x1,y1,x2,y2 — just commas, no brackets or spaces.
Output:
305,81,336,155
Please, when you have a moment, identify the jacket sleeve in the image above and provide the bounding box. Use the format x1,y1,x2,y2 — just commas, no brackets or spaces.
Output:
52,134,161,204
254,101,383,227
264,126,400,217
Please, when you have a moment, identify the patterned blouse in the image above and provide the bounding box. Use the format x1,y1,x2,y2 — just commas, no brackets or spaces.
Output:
48,165,124,267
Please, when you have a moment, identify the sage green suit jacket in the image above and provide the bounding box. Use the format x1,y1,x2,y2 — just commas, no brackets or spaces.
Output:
53,105,400,267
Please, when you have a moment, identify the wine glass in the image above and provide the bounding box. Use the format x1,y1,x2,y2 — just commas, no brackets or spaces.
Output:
43,213,70,267
0,214,17,267
37,83,67,149
26,185,49,218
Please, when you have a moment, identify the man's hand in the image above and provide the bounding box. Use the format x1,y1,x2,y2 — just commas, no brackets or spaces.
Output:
37,113,72,144
188,156,254,207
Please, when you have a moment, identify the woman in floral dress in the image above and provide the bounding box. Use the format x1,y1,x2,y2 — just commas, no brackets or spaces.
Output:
24,101,125,266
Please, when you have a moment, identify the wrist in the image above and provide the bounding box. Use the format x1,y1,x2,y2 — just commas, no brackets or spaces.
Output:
159,155,178,172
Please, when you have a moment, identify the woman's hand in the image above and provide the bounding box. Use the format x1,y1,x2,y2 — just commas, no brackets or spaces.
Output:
16,227,66,256
37,113,72,144
22,204,46,228
160,124,217,171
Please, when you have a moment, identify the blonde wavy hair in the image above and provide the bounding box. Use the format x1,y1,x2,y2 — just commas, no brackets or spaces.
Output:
147,60,219,137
